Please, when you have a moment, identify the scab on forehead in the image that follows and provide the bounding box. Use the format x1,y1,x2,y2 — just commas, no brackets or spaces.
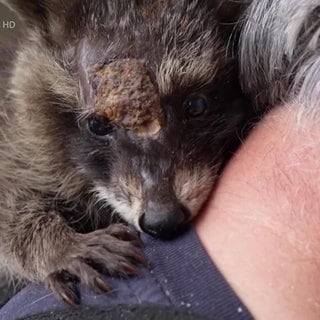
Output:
87,59,163,138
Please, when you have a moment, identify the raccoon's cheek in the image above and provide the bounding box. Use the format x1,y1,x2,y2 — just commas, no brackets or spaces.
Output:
94,182,143,229
173,167,217,217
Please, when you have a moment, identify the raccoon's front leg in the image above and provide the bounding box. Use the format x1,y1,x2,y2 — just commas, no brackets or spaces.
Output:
5,209,145,306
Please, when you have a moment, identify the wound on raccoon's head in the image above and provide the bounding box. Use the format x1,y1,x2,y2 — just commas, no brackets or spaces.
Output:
88,59,163,138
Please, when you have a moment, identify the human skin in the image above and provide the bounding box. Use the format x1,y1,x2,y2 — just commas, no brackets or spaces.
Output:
195,104,320,320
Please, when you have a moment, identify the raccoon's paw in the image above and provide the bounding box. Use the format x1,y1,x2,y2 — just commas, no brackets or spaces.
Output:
45,224,146,306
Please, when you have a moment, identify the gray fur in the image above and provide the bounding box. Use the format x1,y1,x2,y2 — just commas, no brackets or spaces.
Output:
239,0,320,118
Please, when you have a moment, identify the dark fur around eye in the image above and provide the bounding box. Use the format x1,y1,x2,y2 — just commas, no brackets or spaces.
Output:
86,115,114,140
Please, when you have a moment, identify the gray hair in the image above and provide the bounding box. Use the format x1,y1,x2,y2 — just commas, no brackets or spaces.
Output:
239,0,320,119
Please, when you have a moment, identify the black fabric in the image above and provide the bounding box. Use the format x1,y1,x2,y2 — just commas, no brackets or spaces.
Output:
18,304,210,320
141,228,252,320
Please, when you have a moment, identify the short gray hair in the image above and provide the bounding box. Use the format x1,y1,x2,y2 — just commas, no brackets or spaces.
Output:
239,0,320,119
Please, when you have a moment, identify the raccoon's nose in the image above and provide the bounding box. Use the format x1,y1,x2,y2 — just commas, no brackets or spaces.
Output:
139,204,190,239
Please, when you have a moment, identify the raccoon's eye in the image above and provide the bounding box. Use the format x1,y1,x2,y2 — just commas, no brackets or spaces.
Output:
185,94,209,118
87,115,113,139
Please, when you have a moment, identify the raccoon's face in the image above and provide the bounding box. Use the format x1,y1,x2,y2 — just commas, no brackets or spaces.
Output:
6,0,249,238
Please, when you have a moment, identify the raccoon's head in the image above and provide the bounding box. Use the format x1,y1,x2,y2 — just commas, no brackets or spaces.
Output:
5,0,250,238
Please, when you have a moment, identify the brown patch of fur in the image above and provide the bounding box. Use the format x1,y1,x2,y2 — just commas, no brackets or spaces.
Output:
174,166,217,217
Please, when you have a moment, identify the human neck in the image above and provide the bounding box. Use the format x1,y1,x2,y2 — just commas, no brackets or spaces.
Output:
196,105,320,320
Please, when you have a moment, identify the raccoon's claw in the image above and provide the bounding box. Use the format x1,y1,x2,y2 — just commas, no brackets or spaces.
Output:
74,224,147,273
45,271,80,307
106,223,142,243
46,258,113,306
45,224,146,305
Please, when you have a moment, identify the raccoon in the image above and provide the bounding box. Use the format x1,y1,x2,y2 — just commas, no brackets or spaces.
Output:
0,0,250,305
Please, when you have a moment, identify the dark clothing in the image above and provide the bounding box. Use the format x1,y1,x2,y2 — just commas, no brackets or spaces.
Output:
0,228,253,320
18,304,210,320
